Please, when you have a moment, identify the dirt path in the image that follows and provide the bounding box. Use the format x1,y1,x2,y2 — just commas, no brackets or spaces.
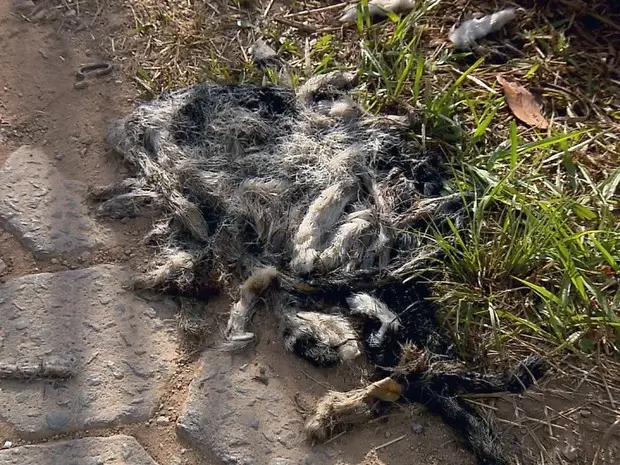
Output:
0,2,206,464
0,2,618,465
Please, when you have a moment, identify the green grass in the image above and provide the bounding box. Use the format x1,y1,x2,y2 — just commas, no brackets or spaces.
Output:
337,2,620,358
122,0,619,361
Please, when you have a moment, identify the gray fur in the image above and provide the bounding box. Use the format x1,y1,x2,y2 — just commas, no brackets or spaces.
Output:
91,73,461,359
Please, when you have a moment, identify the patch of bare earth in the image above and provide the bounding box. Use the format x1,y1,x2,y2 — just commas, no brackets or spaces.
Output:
0,1,618,465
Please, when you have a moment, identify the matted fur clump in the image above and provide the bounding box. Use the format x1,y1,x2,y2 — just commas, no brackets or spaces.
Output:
92,72,547,465
95,71,454,286
92,70,465,354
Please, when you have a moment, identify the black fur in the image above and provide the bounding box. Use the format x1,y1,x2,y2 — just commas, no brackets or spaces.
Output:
358,277,548,465
395,355,548,465
288,274,548,465
285,331,343,367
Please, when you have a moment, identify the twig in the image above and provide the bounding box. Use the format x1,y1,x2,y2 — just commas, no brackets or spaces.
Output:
461,392,512,399
523,414,567,431
544,405,553,438
374,434,406,451
56,17,66,34
463,398,498,411
525,424,547,456
304,37,311,77
598,361,617,410
300,369,332,391
204,1,220,15
263,0,276,17
591,401,620,417
283,2,348,18
323,429,347,445
530,406,581,433
90,0,106,27
592,416,620,465
272,17,319,33
236,32,248,63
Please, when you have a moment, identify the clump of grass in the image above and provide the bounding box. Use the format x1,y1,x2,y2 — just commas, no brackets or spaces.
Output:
431,168,619,359
299,0,620,360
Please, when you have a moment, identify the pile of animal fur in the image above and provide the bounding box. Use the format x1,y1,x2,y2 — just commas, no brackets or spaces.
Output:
91,71,548,465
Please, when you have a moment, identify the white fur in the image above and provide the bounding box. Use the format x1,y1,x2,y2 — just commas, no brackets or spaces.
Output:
340,0,415,23
225,267,278,346
291,181,356,273
346,293,401,346
319,209,374,272
284,311,361,362
449,8,516,50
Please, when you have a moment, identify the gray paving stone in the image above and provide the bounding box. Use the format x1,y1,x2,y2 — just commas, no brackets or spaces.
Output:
12,0,36,13
0,146,112,258
0,265,178,438
0,435,158,465
176,350,307,465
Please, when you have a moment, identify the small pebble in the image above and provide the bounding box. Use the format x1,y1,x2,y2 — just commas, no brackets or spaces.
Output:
579,409,591,418
248,418,260,430
86,375,101,387
155,415,170,426
46,412,71,430
411,423,423,434
54,152,64,160
561,443,578,462
252,365,269,385
51,258,59,265
0,259,6,274
2,441,11,449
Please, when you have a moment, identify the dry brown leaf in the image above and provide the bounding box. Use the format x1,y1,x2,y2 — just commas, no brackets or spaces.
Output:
497,75,549,129
367,377,402,402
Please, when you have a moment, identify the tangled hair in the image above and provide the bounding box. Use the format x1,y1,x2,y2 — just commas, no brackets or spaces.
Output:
92,71,547,465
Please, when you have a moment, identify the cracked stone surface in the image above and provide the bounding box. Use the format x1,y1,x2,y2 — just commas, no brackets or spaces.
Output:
0,145,112,258
177,350,332,465
0,435,159,465
0,265,178,438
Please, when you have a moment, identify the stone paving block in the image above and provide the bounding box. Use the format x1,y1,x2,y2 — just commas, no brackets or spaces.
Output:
0,435,159,465
176,350,310,465
0,145,111,258
0,265,178,438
